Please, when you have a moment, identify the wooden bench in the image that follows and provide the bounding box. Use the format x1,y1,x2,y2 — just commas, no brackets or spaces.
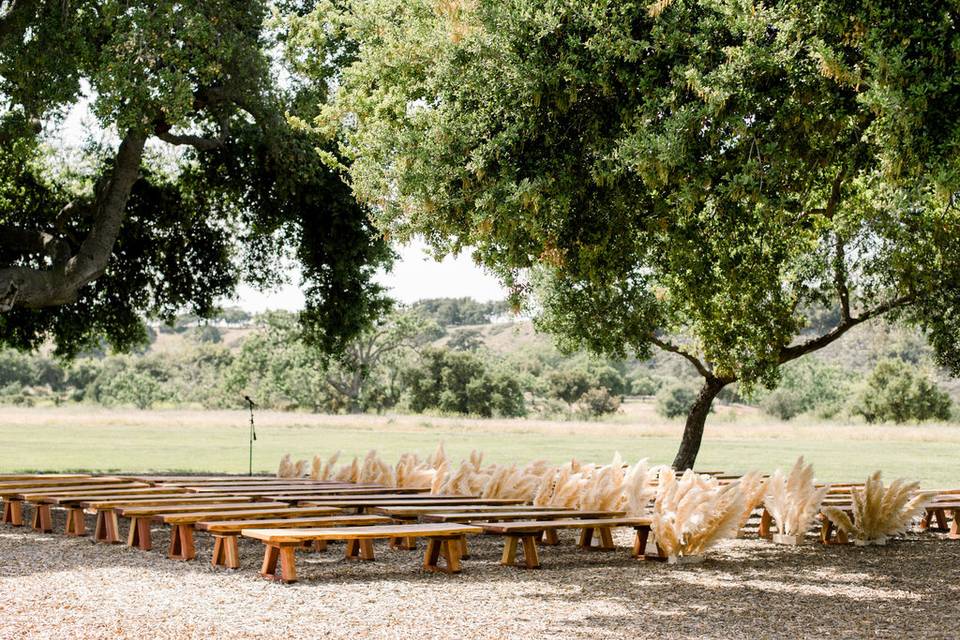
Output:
198,514,394,568
121,506,344,559
920,501,960,539
1,483,154,530
84,500,276,544
242,523,484,582
478,517,653,568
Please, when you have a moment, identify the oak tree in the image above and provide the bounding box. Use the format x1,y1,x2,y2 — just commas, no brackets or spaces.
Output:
312,0,960,467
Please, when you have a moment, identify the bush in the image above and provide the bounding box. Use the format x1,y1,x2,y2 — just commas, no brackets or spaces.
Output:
656,384,698,419
403,348,526,417
577,387,621,417
546,368,594,405
99,369,162,409
852,359,953,423
629,372,662,396
757,359,851,420
188,325,222,344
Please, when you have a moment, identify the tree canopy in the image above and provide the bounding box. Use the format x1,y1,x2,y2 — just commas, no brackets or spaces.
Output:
0,0,391,357
310,0,960,467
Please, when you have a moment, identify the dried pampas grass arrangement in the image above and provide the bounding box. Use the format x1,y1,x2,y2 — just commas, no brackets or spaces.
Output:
651,468,745,563
823,472,934,546
764,457,828,544
277,454,293,478
736,471,768,535
580,454,626,511
623,460,657,516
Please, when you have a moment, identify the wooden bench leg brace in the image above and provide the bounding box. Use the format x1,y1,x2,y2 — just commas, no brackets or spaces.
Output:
423,536,463,574
93,510,121,544
212,534,241,569
261,543,298,583
168,524,196,561
30,504,53,533
127,516,153,551
345,538,376,561
3,499,24,527
65,508,87,536
500,534,541,569
578,526,615,551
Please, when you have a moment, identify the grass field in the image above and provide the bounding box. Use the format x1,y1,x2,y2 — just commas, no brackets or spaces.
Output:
2,403,959,487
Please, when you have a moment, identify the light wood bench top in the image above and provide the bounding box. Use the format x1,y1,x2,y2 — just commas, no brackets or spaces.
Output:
0,474,89,481
153,506,344,524
300,498,527,508
26,489,191,503
290,493,479,502
104,501,285,515
371,505,569,517
422,509,624,522
480,517,651,534
199,514,393,533
82,497,261,510
40,492,242,505
2,483,150,498
242,522,483,543
0,477,128,490
203,487,429,496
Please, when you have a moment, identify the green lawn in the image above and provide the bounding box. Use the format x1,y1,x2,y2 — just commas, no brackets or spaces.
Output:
2,407,958,488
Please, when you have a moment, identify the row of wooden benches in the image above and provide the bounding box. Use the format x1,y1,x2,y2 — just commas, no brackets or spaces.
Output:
0,474,661,583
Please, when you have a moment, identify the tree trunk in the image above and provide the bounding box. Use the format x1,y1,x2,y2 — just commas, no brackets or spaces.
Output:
671,377,728,471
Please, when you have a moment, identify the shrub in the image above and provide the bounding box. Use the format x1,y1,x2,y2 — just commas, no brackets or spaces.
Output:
99,369,162,409
656,384,698,419
403,348,526,417
629,373,662,396
577,387,621,417
757,359,851,420
852,359,952,423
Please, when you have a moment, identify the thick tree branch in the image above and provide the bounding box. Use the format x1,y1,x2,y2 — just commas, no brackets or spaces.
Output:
0,130,146,311
649,334,713,379
154,129,225,150
779,294,914,364
833,234,850,321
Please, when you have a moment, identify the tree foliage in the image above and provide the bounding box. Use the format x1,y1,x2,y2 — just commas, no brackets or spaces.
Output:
0,0,391,357
311,0,960,466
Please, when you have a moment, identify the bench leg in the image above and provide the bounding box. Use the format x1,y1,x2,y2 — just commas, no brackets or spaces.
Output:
499,534,540,569
758,508,773,539
94,510,120,543
541,529,560,546
31,504,53,533
597,526,615,551
313,539,327,552
345,538,375,561
127,517,152,551
632,526,666,561
168,524,196,561
261,544,280,578
279,545,298,583
458,535,469,560
521,535,541,569
949,510,959,540
577,527,594,549
3,499,24,526
500,536,518,566
65,508,87,536
935,508,949,531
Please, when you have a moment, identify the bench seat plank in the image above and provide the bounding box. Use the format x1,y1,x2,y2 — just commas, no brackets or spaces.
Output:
421,510,623,523
81,497,255,509
156,506,343,524
199,514,391,533
244,523,483,582
242,522,482,543
479,517,651,534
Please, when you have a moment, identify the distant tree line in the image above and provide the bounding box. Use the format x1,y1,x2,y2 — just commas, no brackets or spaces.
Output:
0,300,955,424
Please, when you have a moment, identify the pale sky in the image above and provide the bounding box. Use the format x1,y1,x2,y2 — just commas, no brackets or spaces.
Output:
230,240,509,311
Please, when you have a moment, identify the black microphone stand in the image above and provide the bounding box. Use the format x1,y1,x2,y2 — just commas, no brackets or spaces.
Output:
244,396,257,476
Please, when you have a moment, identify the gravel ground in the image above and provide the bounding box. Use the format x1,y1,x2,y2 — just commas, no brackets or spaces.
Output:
1,511,958,640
